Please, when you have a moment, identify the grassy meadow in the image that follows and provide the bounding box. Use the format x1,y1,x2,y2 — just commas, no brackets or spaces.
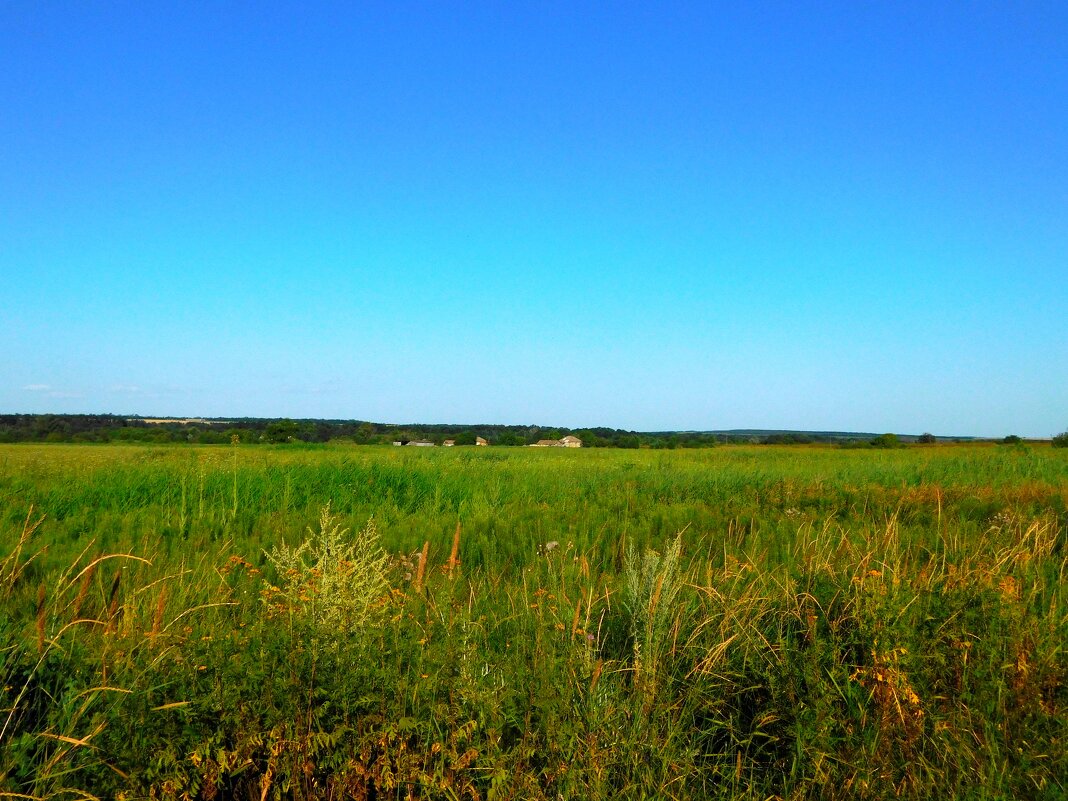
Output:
1,442,1066,799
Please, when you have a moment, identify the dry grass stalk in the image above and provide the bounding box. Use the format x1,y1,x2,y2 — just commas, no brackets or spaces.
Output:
63,552,150,597
448,520,461,577
105,569,122,634
72,562,96,619
590,659,603,694
414,540,429,592
1,506,46,596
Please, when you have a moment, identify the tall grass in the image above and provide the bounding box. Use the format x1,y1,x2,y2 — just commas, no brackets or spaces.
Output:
1,443,1065,799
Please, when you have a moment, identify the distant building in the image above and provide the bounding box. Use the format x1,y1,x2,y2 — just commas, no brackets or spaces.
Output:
475,436,489,446
137,418,227,425
531,436,583,448
443,440,455,447
406,440,435,447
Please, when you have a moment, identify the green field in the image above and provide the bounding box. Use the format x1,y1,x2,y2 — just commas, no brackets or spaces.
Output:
2,443,1066,799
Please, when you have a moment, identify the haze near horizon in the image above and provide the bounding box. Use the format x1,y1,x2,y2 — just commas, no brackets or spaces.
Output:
3,3,1066,438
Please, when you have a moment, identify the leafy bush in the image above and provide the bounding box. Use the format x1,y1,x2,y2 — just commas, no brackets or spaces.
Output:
871,433,901,448
1052,431,1068,448
264,503,390,637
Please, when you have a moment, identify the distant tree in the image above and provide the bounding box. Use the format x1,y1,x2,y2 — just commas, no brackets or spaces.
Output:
265,419,300,443
917,432,936,444
1052,431,1068,449
870,433,901,449
353,422,375,444
224,428,256,443
575,429,608,447
763,433,812,445
454,431,477,446
1000,434,1022,445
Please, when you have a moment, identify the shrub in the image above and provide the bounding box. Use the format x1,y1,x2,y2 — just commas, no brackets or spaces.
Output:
625,534,684,707
1052,431,1068,448
1000,434,1022,445
917,432,936,444
871,433,901,448
263,504,390,638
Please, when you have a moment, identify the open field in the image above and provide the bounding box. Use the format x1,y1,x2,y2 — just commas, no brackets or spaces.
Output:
2,443,1066,799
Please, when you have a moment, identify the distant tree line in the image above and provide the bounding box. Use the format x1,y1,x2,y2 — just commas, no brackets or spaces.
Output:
0,415,723,448
1,415,1055,448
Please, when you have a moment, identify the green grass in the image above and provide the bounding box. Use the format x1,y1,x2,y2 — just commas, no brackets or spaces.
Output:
1,442,1065,799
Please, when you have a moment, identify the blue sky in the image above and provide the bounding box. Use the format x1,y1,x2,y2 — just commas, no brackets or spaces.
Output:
2,2,1066,436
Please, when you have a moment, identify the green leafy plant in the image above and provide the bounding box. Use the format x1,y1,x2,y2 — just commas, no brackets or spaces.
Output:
264,503,390,638
625,533,684,707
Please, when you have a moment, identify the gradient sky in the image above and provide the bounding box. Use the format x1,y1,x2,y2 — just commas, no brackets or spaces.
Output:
2,3,1066,436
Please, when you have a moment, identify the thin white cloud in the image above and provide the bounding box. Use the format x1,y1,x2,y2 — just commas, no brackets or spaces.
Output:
109,384,142,393
279,379,343,396
21,383,81,398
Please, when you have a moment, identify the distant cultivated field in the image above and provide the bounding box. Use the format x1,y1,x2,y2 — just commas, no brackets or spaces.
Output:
2,443,1065,799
